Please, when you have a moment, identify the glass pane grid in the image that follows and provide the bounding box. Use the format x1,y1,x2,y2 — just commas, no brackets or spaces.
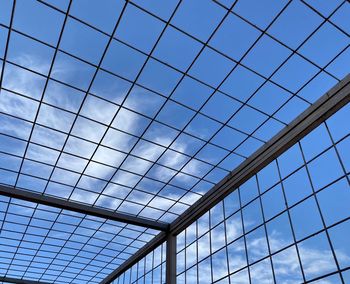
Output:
176,103,350,283
0,196,159,284
0,0,349,283
0,0,348,225
111,243,167,284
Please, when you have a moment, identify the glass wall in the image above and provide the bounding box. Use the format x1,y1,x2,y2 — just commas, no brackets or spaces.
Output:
112,242,166,284
176,102,350,283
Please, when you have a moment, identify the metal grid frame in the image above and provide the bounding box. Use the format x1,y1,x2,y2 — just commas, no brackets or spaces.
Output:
0,0,349,283
0,196,160,283
110,242,167,284
103,71,350,284
175,101,350,283
0,0,348,221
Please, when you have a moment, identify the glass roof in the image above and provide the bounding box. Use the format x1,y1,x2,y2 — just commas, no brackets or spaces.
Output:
0,0,348,223
0,0,349,282
0,195,159,283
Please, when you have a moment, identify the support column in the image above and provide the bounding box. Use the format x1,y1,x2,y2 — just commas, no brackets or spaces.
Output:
166,233,177,284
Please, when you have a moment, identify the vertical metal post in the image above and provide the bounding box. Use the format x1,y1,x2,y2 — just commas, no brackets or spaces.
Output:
166,233,177,284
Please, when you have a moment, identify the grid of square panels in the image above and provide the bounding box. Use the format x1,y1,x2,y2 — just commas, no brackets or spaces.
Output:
0,0,349,224
176,102,350,283
0,196,159,284
111,242,166,284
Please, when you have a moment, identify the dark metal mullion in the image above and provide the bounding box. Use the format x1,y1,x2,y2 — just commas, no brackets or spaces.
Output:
208,206,214,284
150,246,154,284
324,122,350,186
0,0,15,87
143,252,146,284
275,159,307,282
195,218,199,284
254,175,277,283
184,226,187,284
160,243,163,284
222,199,232,284
300,0,350,37
297,141,345,284
237,188,252,283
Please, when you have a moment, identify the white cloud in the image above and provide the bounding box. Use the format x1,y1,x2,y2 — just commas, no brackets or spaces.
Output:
181,216,349,284
1,55,206,219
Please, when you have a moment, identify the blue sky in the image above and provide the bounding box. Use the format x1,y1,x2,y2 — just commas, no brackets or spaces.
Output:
174,106,350,283
0,0,349,283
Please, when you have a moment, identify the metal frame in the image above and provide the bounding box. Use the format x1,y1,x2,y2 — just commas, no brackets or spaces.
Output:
0,276,51,284
99,75,350,283
0,76,349,284
0,185,168,231
0,70,348,284
0,0,349,282
170,74,350,236
99,232,167,284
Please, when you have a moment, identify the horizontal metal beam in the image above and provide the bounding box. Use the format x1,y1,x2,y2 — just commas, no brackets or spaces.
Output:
0,185,169,231
0,276,51,284
101,74,350,283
